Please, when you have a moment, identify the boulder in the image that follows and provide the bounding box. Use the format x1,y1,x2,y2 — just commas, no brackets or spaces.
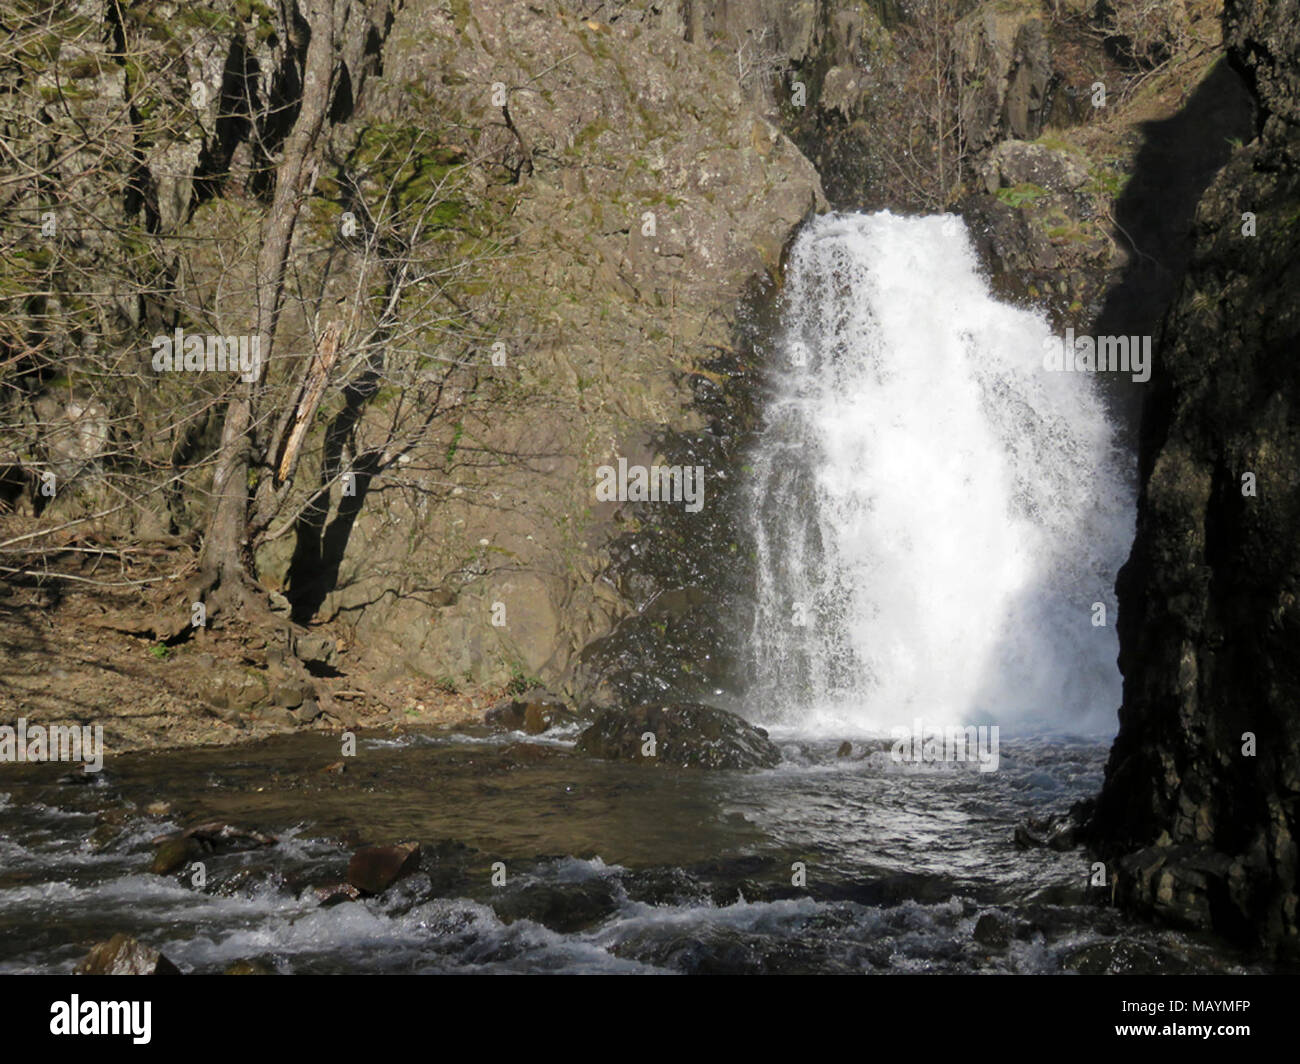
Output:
75,934,180,975
346,842,421,894
150,837,202,875
980,140,1088,195
575,703,781,769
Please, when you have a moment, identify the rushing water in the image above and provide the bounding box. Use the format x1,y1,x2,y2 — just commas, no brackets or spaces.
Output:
0,730,1259,974
0,213,1257,975
746,212,1133,736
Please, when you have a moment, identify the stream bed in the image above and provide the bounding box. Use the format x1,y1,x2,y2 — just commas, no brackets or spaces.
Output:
0,727,1266,974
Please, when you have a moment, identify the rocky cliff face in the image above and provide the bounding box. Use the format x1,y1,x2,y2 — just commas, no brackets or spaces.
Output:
309,1,825,694
1087,0,1300,957
1,0,823,707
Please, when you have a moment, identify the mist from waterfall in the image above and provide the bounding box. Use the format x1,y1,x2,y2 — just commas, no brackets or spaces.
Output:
744,212,1134,737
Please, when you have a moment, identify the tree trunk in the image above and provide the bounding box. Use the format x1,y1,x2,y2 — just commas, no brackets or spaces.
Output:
197,0,340,617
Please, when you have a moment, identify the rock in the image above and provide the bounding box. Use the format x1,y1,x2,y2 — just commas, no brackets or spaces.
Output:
485,700,525,730
182,822,277,848
293,632,337,668
313,882,362,907
1014,810,1082,851
88,822,124,853
253,704,296,729
836,741,853,758
955,8,1053,151
150,837,202,875
980,140,1088,195
57,767,98,785
74,934,180,975
1085,0,1300,957
223,958,275,975
290,697,322,724
486,689,572,733
270,684,307,709
972,913,1010,949
575,703,781,769
150,822,277,874
346,842,421,894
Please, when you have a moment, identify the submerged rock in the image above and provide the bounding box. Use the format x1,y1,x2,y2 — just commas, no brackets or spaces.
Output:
575,703,781,769
346,842,421,894
224,958,276,975
75,934,180,975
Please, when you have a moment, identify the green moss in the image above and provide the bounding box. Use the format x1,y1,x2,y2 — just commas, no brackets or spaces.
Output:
995,183,1046,208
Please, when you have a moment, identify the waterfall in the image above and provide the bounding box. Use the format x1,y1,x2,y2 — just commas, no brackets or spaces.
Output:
745,212,1134,736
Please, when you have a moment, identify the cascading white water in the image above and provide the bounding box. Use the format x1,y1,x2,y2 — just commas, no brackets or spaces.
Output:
746,212,1133,736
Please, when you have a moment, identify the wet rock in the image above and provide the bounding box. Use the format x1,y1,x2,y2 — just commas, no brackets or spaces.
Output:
485,700,526,730
224,958,275,975
972,913,1011,949
1062,937,1226,976
486,688,573,734
320,760,346,775
836,741,853,758
1014,808,1085,851
151,821,277,873
75,934,180,975
347,842,421,894
492,878,623,934
575,703,781,769
88,822,124,853
314,882,363,907
182,822,277,849
150,836,203,875
57,767,99,785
